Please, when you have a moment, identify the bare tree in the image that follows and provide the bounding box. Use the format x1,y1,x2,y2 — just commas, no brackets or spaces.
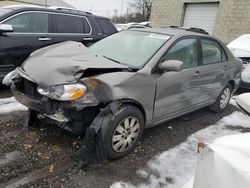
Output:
129,0,152,21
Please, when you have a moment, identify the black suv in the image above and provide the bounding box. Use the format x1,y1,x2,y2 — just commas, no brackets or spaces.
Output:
0,6,117,81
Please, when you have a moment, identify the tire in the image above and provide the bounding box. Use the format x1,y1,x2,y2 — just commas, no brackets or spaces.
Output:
209,84,232,113
103,105,144,160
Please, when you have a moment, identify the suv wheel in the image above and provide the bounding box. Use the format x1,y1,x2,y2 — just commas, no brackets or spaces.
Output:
209,84,232,113
103,105,144,159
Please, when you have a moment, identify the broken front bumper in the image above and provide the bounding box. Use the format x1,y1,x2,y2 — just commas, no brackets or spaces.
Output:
12,86,100,136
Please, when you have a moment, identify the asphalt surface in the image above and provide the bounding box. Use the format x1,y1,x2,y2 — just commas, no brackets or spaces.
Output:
0,86,247,188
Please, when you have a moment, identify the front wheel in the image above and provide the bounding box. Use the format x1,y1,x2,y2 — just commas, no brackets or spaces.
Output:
103,105,144,159
209,84,232,113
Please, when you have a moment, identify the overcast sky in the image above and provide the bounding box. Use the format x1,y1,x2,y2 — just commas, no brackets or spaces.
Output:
63,0,133,17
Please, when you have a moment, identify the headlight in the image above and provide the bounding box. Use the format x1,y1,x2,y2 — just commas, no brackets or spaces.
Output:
37,83,87,101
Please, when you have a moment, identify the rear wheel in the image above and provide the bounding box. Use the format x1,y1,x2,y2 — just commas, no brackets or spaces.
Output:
103,105,144,159
209,84,232,113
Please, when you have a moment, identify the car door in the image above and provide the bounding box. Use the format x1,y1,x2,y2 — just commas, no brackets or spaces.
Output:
153,37,204,123
52,14,94,46
196,38,229,101
0,11,54,77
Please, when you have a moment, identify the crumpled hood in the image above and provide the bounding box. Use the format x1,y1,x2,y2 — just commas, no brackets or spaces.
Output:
22,41,127,87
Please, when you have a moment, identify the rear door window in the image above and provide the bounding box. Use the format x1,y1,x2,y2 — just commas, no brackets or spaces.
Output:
95,18,116,35
201,39,227,65
54,14,84,33
3,12,49,33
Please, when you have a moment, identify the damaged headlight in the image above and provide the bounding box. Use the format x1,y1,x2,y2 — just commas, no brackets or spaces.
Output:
37,84,87,101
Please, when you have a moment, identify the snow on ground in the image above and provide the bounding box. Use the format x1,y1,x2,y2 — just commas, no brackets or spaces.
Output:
229,97,238,107
0,97,16,105
111,111,250,188
0,97,27,115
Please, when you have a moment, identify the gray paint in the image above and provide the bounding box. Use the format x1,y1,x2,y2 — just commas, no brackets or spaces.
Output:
14,28,242,128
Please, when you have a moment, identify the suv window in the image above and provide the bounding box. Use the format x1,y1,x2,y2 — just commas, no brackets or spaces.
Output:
201,39,227,64
4,12,48,33
95,18,116,35
165,38,198,69
83,18,91,33
54,14,84,33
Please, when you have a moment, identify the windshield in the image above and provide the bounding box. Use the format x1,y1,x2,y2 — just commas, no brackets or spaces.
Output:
0,8,11,17
89,31,170,68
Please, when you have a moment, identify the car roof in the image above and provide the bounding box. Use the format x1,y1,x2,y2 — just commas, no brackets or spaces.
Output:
129,27,210,37
0,6,109,19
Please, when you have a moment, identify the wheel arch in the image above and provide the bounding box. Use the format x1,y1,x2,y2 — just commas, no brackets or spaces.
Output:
228,80,235,91
115,98,147,123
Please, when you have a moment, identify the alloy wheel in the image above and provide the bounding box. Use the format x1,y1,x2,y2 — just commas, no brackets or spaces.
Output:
112,116,140,153
220,88,231,109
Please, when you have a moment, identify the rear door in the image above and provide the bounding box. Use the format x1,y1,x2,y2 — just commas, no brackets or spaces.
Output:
197,38,228,101
0,11,53,77
52,13,93,45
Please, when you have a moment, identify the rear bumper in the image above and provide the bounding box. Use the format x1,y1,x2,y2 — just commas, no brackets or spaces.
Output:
12,86,100,136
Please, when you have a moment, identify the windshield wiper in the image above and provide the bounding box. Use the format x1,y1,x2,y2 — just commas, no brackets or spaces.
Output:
103,56,122,64
102,56,138,72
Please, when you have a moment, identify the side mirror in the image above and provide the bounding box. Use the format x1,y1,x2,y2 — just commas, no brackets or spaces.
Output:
0,24,13,34
158,60,183,72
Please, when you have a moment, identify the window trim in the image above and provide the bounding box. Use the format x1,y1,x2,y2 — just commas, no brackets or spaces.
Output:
153,36,200,73
199,36,228,66
0,11,92,35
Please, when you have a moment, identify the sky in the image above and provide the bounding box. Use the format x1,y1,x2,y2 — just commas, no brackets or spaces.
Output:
63,0,133,17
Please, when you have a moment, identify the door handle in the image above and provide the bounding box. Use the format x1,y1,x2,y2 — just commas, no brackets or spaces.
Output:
224,65,227,70
83,37,93,41
38,37,51,41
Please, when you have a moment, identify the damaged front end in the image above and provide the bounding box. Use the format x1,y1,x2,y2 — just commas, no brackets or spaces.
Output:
9,68,104,136
6,68,124,168
2,41,136,168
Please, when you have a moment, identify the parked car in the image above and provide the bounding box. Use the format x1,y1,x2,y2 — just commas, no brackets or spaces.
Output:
0,6,117,81
236,92,250,115
183,133,250,188
227,34,250,89
115,22,151,31
4,27,242,162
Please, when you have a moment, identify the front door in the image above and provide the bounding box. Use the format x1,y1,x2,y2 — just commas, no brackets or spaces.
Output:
0,11,54,78
153,38,203,123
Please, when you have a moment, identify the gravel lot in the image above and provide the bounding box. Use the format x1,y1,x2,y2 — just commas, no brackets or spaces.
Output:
0,86,248,188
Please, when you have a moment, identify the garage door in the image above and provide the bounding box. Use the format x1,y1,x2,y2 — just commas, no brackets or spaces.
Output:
183,3,219,34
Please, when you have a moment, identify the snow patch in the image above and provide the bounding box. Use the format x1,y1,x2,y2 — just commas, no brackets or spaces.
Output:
0,97,27,115
111,111,250,188
0,97,16,105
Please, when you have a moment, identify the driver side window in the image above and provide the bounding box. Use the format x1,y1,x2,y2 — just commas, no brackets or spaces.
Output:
164,38,198,69
4,12,49,33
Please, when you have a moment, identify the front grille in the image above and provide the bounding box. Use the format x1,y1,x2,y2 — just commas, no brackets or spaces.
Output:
15,77,42,99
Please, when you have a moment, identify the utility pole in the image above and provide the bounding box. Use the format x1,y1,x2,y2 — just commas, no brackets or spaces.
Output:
120,0,124,16
44,0,47,6
126,7,130,23
113,9,118,24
